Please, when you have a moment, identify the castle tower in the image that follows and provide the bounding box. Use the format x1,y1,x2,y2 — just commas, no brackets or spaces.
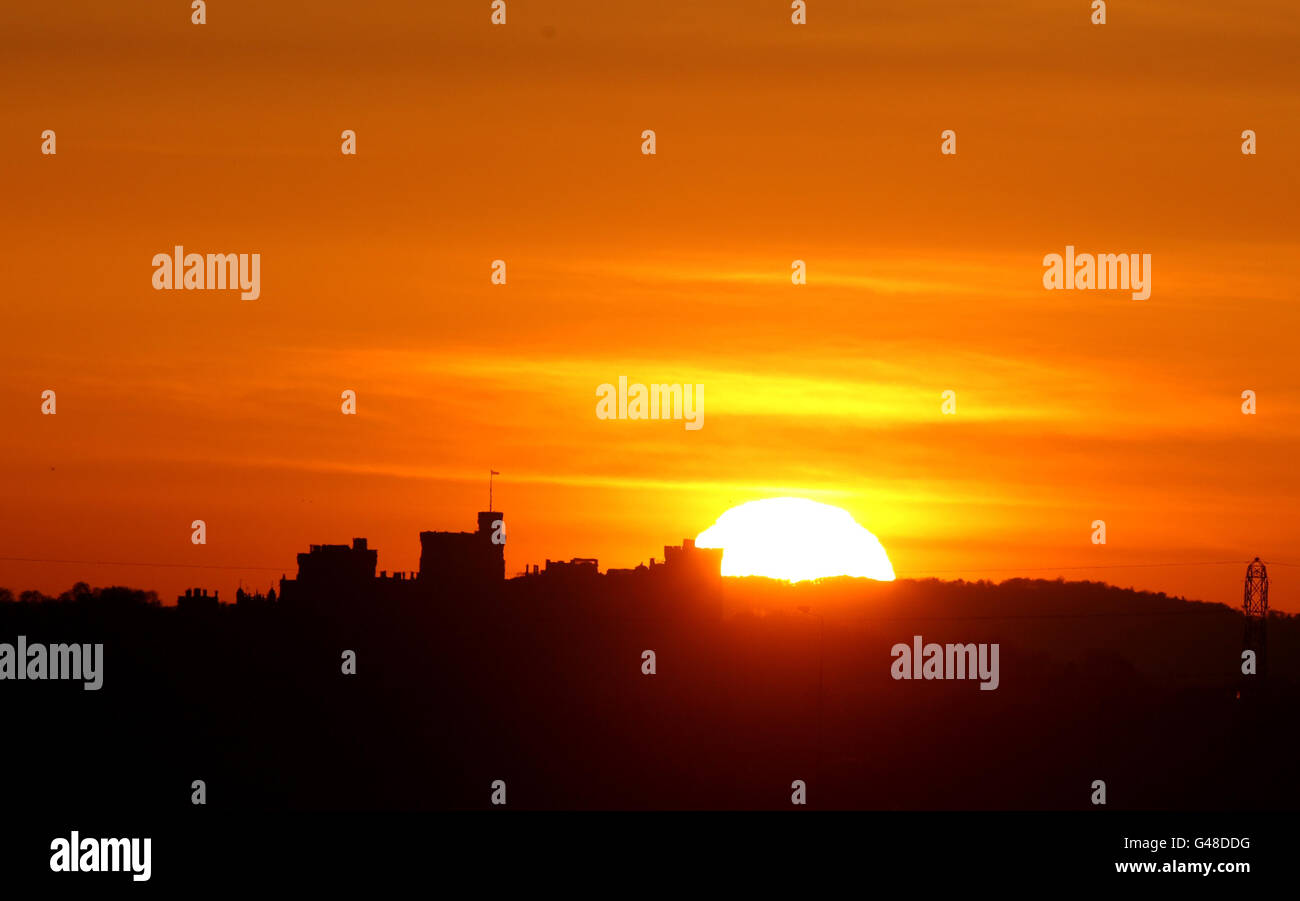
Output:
417,511,505,587
477,511,506,581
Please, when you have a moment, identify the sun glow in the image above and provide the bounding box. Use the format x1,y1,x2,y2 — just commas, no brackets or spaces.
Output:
695,497,896,582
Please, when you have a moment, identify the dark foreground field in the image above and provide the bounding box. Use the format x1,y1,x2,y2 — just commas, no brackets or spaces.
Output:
1,575,1295,811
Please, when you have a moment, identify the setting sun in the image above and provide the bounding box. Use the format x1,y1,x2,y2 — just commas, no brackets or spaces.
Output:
695,498,895,583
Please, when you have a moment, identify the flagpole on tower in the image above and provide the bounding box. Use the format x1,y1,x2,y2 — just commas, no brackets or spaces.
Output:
489,469,500,512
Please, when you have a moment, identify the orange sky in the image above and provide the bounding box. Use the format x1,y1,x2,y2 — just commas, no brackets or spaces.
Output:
2,1,1298,609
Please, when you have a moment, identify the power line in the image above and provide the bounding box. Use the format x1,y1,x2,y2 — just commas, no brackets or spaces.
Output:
0,556,284,572
0,557,1286,619
0,555,1282,577
894,560,1250,576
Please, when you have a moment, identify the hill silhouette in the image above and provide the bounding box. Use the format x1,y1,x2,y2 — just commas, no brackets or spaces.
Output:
0,574,1294,811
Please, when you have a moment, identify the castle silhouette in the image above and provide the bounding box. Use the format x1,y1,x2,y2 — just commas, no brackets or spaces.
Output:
265,508,724,608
